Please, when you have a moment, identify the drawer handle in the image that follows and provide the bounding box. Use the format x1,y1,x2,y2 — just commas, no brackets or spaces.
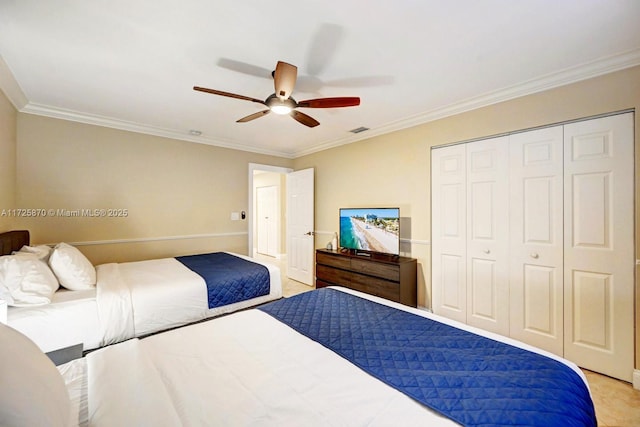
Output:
483,249,490,254
530,253,539,259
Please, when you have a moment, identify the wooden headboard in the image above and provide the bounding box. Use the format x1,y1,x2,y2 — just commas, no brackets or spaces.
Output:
0,230,30,255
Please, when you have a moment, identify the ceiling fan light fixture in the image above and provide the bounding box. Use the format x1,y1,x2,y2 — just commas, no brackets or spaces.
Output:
271,105,292,115
266,94,296,115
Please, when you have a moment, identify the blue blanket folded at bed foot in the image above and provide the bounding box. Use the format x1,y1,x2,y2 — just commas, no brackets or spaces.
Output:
259,288,596,427
176,252,270,309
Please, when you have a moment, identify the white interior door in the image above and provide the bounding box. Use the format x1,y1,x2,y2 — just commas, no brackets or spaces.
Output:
286,168,315,285
431,144,467,322
256,185,278,257
466,136,509,336
563,113,634,382
509,126,564,355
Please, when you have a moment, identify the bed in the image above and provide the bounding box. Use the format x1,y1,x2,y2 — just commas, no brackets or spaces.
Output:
0,286,596,427
0,230,282,353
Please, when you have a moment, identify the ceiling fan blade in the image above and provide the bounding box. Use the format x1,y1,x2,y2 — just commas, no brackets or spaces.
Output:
273,61,297,101
237,110,271,123
193,86,266,105
296,97,360,108
290,110,319,128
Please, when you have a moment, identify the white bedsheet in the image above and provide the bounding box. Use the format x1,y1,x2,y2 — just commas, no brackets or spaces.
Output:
98,253,282,345
10,253,282,353
7,289,101,353
77,287,590,427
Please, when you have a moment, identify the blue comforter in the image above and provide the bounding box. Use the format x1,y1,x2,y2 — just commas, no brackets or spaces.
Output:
176,252,270,309
259,288,596,427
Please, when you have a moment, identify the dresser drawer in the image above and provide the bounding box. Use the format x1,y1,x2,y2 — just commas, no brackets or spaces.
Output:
351,273,400,301
316,264,351,285
351,258,400,281
316,252,351,270
315,249,417,307
315,279,333,289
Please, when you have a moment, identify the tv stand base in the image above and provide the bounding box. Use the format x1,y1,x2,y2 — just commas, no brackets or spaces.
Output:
315,249,417,307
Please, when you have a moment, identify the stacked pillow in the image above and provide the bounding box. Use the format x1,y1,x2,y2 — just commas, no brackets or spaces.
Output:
0,242,96,307
48,242,97,291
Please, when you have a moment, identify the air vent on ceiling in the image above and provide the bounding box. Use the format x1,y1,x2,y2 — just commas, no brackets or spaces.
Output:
349,126,369,134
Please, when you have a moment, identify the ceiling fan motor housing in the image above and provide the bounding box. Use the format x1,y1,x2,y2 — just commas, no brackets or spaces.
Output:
265,94,296,114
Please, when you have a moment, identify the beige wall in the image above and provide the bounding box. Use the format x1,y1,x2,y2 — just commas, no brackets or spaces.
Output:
0,89,16,231
294,65,640,367
5,65,639,370
14,114,293,264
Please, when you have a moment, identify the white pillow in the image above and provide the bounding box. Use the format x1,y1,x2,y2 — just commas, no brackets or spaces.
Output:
0,255,60,306
48,243,96,290
0,323,72,427
14,244,53,262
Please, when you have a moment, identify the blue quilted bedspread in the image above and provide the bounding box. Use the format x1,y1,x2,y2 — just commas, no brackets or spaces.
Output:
259,288,596,427
176,253,270,309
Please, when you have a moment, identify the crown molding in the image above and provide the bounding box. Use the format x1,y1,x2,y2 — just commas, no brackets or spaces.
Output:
292,48,640,158
3,49,639,159
0,54,28,110
20,102,297,158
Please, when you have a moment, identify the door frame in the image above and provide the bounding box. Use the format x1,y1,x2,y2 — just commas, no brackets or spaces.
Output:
248,163,293,258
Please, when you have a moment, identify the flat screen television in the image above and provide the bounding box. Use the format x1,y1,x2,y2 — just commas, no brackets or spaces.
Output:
339,207,400,256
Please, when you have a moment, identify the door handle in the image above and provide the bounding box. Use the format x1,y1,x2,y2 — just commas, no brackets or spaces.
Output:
305,231,315,236
483,249,490,254
530,253,539,259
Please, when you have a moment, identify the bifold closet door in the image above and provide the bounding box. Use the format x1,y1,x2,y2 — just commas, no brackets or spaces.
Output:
563,113,634,382
509,126,564,356
431,144,467,323
465,137,509,336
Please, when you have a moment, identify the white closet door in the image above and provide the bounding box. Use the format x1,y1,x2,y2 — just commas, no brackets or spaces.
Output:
563,113,634,382
431,144,467,323
466,137,509,335
509,126,564,355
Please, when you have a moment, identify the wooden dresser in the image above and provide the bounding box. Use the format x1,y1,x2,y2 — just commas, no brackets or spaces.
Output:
315,248,417,307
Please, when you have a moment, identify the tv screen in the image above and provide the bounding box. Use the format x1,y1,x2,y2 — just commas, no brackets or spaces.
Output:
339,208,400,256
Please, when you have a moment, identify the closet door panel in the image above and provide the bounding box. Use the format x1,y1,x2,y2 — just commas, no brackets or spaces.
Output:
563,113,634,382
431,145,467,322
509,126,564,355
466,137,509,335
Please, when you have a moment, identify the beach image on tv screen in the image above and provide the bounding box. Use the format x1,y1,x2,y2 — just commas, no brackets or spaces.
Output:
340,208,400,255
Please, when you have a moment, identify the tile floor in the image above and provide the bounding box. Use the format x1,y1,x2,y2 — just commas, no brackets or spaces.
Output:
258,253,640,426
584,370,640,426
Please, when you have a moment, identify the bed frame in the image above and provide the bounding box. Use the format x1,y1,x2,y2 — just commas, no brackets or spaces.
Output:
0,230,30,256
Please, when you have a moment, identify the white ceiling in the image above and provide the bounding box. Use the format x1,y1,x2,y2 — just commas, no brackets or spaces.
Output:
1,1,639,158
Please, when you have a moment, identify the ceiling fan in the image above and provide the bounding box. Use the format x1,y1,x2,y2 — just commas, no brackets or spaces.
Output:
193,61,360,128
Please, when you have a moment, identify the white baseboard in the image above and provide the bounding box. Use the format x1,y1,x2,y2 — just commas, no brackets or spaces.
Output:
252,249,286,260
633,369,640,390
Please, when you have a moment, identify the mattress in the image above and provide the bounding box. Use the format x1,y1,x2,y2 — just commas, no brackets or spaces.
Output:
8,288,101,353
9,253,282,353
112,253,282,339
63,287,592,426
